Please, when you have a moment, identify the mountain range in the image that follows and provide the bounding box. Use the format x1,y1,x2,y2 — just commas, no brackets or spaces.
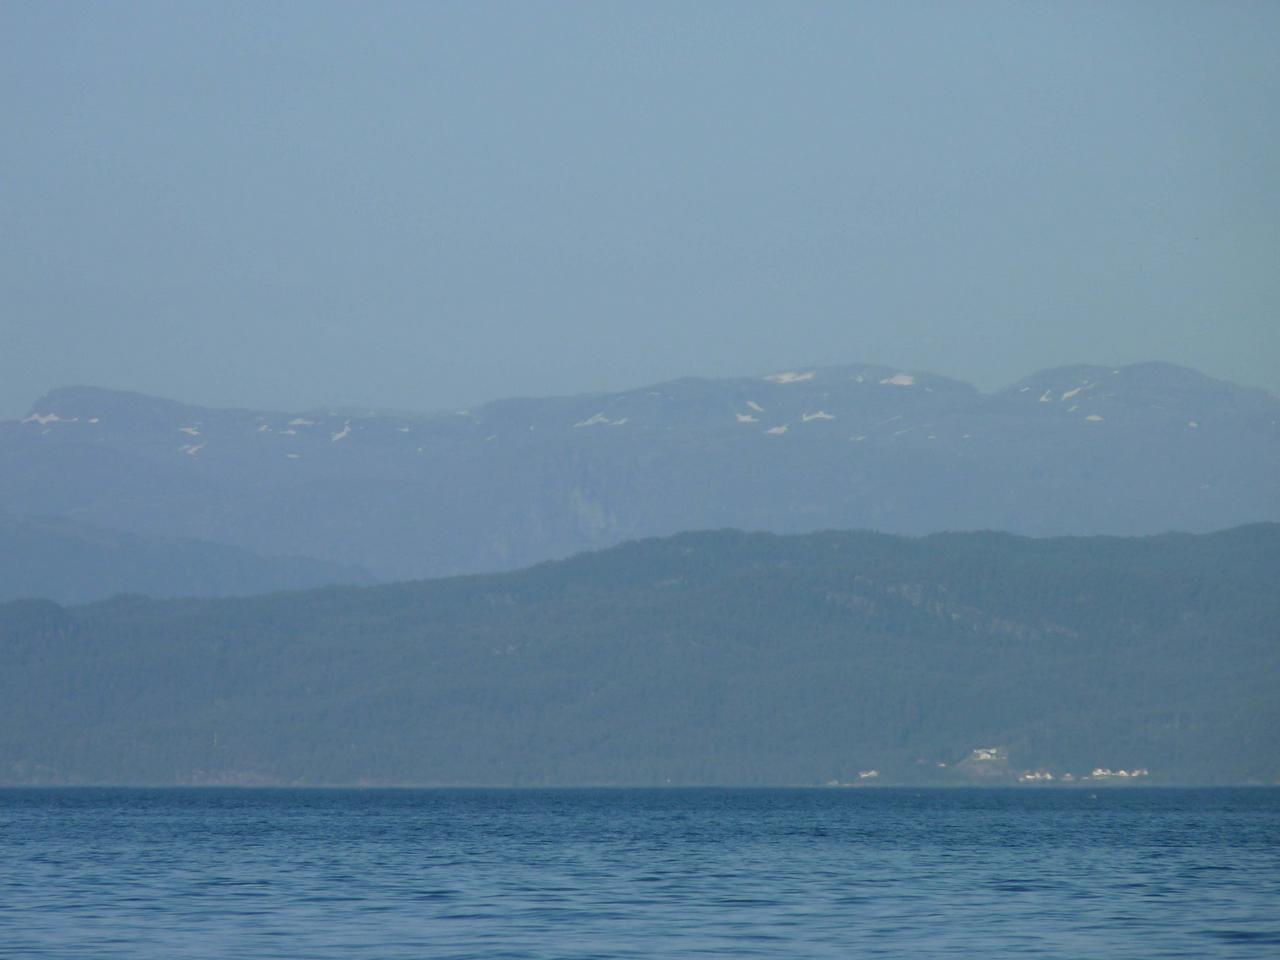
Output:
3,361,1277,588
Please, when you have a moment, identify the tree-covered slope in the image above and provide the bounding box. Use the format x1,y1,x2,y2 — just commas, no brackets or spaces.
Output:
1,526,1276,786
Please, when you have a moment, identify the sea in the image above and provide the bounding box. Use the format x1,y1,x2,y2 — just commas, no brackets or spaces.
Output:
1,788,1277,958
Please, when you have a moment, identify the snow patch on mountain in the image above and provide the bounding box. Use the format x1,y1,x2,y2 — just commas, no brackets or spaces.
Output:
23,413,70,426
764,371,815,384
574,413,627,428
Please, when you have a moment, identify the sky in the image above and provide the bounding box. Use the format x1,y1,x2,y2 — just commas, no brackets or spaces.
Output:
2,1,1277,418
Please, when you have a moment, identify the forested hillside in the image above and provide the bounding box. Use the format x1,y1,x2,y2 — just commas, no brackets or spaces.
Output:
2,525,1276,786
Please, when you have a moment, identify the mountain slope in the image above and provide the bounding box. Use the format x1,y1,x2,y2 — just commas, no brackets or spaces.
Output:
0,514,372,604
2,362,1277,580
2,525,1276,786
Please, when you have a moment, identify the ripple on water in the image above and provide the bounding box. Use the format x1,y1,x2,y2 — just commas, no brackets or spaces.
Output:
1,788,1278,959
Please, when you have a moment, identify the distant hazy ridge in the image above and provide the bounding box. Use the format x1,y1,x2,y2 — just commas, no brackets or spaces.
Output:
2,361,1277,583
3,525,1276,786
0,514,370,605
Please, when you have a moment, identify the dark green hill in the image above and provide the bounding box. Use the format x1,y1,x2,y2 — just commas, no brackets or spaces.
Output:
2,526,1276,786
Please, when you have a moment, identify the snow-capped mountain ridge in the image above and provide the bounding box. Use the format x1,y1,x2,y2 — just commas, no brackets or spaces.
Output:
21,361,1250,444
4,362,1276,581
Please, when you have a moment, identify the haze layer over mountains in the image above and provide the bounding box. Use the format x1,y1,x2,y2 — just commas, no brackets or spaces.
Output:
2,360,1276,599
3,360,1277,786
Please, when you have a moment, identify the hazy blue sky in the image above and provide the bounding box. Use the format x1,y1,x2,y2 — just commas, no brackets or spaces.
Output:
3,1,1277,417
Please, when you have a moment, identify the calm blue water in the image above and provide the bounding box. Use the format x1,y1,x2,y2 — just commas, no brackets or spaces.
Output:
1,788,1277,958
